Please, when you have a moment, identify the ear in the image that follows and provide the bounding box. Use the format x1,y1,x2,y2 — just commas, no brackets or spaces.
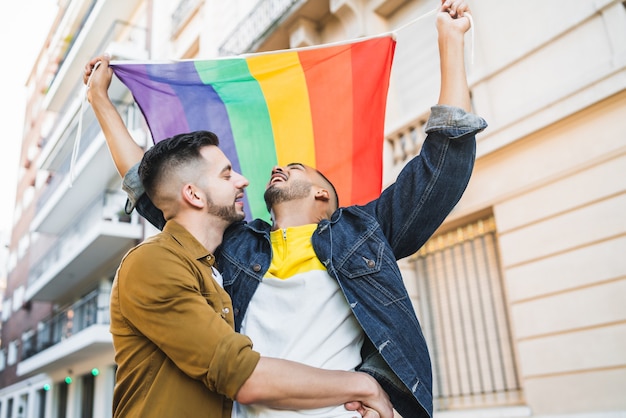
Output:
181,183,205,209
314,188,330,203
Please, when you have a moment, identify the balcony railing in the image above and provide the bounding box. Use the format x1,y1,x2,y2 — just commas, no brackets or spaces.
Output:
46,15,147,100
383,113,428,185
28,189,139,288
21,288,109,360
218,0,304,55
171,0,203,36
37,101,138,215
46,0,98,91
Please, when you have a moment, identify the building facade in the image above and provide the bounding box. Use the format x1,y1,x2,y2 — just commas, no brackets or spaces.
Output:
0,0,624,417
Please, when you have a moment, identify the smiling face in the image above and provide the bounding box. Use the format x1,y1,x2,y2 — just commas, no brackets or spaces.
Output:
263,163,338,213
195,146,249,223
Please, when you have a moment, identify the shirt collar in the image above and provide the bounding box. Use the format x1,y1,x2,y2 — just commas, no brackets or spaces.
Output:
163,220,215,266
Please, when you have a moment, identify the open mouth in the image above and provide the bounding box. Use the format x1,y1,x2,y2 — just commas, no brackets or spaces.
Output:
269,172,288,185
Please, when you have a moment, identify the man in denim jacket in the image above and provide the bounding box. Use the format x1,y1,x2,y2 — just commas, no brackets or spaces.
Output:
84,1,485,416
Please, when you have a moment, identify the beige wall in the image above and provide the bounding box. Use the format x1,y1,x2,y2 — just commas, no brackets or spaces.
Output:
456,90,626,414
394,0,626,414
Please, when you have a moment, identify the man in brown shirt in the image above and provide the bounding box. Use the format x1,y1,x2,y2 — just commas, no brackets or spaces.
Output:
109,131,392,417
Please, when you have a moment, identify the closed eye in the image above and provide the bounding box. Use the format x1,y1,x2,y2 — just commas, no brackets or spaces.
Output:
287,163,305,171
221,164,233,179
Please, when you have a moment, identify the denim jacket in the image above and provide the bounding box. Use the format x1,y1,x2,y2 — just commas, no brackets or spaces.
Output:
124,105,487,418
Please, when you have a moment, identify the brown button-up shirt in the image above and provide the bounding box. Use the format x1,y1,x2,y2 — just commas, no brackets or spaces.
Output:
110,220,260,417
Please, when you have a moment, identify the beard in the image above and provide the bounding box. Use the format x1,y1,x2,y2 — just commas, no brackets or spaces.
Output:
264,180,312,211
206,199,245,224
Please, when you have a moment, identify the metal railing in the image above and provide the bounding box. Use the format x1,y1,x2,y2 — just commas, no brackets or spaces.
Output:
46,0,98,91
46,16,147,99
21,289,109,360
41,19,147,154
218,0,304,55
171,0,203,36
413,218,522,409
36,101,137,214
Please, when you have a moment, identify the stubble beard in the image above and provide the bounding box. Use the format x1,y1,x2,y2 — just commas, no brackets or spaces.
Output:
206,199,245,224
264,180,311,211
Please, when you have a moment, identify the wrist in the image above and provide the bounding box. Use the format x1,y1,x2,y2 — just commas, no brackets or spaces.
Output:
88,89,114,108
438,29,465,48
353,372,379,399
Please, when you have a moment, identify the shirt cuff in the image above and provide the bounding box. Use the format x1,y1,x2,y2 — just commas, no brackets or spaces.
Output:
122,162,145,214
425,105,488,135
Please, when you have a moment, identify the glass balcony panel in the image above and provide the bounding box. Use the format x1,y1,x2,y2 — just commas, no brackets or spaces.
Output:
26,189,141,301
21,288,110,361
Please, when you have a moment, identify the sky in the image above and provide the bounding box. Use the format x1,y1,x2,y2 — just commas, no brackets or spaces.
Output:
0,1,58,239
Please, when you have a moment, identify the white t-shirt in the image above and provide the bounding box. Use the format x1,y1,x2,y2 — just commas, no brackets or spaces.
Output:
234,225,364,418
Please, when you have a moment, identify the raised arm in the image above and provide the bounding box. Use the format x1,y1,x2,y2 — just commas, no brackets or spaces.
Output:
83,54,144,177
367,0,486,258
437,0,472,111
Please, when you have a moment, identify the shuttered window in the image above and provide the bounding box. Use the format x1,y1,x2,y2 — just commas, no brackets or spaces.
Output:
412,217,522,410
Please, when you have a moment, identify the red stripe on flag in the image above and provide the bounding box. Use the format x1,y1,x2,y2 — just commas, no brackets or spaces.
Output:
299,44,354,206
351,37,396,205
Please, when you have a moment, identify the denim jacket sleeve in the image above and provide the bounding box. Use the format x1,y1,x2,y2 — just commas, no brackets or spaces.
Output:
122,162,167,230
366,105,487,260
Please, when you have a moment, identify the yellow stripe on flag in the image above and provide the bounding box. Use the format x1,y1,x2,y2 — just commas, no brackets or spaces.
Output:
246,52,316,167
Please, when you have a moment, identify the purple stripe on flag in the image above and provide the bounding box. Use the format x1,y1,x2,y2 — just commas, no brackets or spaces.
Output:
146,62,242,178
112,63,190,142
112,61,253,219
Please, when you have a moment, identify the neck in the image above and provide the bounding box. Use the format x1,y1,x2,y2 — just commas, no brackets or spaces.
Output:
173,213,228,253
270,200,328,231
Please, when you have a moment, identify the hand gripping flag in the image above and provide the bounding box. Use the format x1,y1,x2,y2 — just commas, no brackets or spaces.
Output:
111,35,396,221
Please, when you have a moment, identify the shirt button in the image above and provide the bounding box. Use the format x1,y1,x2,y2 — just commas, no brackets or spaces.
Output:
222,307,230,314
367,259,375,268
252,264,261,272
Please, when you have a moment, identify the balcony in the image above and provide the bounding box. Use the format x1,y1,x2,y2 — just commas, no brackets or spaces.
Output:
18,287,112,377
25,189,142,303
218,0,329,55
33,100,145,235
43,0,147,114
171,0,203,37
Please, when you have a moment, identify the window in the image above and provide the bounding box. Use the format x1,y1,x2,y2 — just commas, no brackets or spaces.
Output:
412,216,522,410
56,381,68,418
12,287,24,313
80,373,95,418
7,341,18,366
5,398,12,418
17,394,27,418
36,389,46,418
2,298,12,322
17,234,29,260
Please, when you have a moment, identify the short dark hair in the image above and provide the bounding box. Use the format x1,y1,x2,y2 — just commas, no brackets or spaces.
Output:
314,168,339,211
139,131,219,201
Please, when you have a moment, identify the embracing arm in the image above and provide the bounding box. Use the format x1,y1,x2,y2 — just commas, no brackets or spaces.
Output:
237,357,392,416
84,54,144,177
121,239,391,417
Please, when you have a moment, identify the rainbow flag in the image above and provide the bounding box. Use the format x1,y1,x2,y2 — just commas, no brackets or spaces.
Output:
111,35,395,221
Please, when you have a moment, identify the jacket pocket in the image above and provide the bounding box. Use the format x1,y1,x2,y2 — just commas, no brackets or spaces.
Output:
337,242,407,306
